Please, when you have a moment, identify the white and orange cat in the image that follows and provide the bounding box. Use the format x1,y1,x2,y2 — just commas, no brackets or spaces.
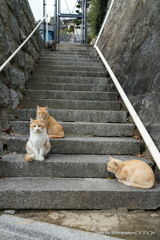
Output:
24,118,51,162
36,106,64,138
107,156,155,189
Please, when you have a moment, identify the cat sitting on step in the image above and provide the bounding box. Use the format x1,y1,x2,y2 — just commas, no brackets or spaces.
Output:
47,39,56,51
37,106,64,138
24,118,51,162
107,156,155,189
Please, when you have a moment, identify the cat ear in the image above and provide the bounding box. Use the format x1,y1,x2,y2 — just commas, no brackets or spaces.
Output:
109,156,114,161
37,105,40,110
113,161,117,166
30,118,34,123
45,106,48,110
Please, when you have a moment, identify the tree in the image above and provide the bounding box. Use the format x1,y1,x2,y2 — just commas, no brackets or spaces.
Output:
88,0,109,41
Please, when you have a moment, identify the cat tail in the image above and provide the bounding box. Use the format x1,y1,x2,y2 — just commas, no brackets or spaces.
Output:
120,180,154,189
24,153,34,162
49,134,64,138
130,182,155,189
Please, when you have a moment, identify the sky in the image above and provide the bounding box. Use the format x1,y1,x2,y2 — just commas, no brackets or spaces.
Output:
28,0,79,21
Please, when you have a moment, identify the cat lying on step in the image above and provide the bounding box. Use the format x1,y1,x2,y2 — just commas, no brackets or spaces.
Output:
37,106,64,138
24,118,51,161
107,156,155,189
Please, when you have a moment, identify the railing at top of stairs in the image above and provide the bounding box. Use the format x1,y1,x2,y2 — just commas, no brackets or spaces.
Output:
94,0,160,170
0,15,47,72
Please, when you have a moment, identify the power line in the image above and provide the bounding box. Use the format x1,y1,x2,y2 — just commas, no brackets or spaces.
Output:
35,0,43,18
64,0,71,14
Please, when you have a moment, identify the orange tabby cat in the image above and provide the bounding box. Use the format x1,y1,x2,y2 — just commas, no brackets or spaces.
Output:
36,106,64,138
107,156,155,189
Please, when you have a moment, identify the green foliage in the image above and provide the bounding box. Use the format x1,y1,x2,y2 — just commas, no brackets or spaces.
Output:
74,4,82,29
76,4,81,8
74,19,81,26
88,0,109,40
65,26,74,34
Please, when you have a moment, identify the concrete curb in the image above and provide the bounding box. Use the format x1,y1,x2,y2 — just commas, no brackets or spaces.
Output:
0,215,123,240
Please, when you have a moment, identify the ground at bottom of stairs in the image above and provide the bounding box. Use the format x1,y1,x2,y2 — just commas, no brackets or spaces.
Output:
0,208,160,240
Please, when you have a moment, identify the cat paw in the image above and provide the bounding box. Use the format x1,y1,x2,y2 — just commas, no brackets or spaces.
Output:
118,179,123,183
38,156,45,161
30,154,36,159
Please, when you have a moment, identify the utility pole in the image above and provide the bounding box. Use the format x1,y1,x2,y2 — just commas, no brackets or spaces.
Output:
84,0,88,44
81,0,88,44
54,0,57,41
43,0,46,41
57,0,60,43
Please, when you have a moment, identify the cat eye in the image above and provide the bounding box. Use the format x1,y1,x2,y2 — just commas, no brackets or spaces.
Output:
38,125,41,127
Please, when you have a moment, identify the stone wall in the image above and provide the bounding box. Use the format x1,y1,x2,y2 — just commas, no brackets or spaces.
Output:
97,0,160,151
0,0,44,154
0,0,44,109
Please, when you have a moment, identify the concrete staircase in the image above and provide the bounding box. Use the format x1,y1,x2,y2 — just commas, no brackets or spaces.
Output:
0,44,160,210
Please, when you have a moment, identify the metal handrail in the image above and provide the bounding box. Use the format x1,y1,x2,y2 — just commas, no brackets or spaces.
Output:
0,15,47,72
94,0,160,170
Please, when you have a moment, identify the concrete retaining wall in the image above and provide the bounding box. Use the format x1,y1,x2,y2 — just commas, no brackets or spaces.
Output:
97,0,160,151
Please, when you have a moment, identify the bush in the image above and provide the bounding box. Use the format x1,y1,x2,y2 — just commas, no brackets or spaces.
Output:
88,0,109,41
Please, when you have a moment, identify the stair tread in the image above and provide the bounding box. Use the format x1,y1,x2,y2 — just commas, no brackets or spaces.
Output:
29,77,109,84
6,135,139,142
12,121,134,126
20,99,121,110
0,154,153,178
1,177,159,191
17,108,127,122
21,99,120,103
1,153,151,163
27,83,113,89
1,178,159,209
25,90,117,100
12,121,135,136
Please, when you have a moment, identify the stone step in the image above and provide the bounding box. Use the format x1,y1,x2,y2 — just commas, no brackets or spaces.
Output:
27,83,113,92
38,60,103,68
43,49,96,55
41,51,97,56
0,177,159,209
5,136,141,155
0,215,119,240
16,109,127,123
35,65,105,72
20,99,122,110
41,47,94,54
41,53,98,60
33,70,106,77
12,121,135,136
54,44,93,50
0,154,153,178
25,90,117,101
29,76,108,84
41,56,101,63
